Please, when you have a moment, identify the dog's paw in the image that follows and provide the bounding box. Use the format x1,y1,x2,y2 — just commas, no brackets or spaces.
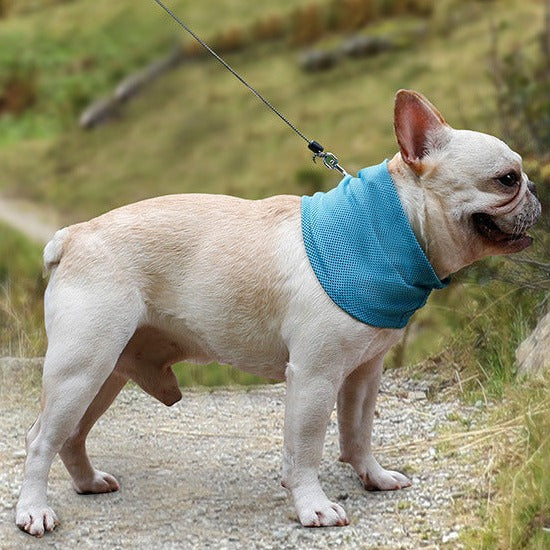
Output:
296,498,349,527
361,456,411,491
16,505,59,537
362,468,411,491
72,469,120,494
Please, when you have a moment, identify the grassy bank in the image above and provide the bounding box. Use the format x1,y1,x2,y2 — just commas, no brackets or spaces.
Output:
471,377,550,549
0,222,45,356
1,0,544,221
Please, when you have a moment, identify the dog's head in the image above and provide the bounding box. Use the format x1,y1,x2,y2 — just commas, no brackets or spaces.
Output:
389,89,541,277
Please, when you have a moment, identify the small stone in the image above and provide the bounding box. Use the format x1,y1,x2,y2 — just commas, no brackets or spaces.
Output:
442,530,459,543
410,390,427,400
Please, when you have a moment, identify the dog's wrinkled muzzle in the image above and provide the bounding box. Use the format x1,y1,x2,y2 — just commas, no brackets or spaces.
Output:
473,180,541,253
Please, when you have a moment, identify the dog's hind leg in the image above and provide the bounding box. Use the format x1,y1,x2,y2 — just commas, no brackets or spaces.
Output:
58,368,129,494
15,285,140,537
58,323,185,496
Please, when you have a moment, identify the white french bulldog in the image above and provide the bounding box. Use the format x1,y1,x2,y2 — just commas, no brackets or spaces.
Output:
16,90,541,536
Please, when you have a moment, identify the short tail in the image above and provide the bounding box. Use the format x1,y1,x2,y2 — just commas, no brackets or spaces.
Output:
43,227,69,276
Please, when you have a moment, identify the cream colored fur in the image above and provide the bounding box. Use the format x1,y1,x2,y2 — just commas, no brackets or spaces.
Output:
16,90,541,536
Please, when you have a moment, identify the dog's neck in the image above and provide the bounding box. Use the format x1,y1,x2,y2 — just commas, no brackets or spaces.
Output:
387,154,466,279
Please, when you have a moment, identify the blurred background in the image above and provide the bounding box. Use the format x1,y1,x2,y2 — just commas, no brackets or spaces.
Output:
0,1,548,545
0,0,548,383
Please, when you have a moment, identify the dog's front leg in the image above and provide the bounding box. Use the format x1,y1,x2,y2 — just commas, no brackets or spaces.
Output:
337,356,411,491
282,362,349,527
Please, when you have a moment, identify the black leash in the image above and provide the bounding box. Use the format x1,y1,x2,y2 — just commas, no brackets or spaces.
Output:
151,0,349,177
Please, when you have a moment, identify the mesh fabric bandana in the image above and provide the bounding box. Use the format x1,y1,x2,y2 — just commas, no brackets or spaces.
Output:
301,160,450,329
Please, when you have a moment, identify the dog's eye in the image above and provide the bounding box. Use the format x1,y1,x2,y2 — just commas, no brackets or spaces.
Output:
497,172,519,187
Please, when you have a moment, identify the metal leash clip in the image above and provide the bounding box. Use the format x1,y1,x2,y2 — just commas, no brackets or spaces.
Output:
308,141,349,177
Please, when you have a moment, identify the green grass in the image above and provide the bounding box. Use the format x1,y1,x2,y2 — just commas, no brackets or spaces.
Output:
0,222,45,356
172,362,273,387
463,378,550,549
1,0,544,220
0,0,318,144
409,240,549,549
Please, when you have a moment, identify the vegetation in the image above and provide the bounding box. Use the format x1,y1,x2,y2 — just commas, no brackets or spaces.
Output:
460,5,550,547
0,0,542,216
490,1,550,159
471,378,550,549
0,222,44,356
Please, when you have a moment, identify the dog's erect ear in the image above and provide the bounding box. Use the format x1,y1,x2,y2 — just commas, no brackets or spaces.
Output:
394,90,450,175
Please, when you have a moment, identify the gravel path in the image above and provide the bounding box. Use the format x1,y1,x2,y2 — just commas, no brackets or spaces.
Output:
0,358,487,549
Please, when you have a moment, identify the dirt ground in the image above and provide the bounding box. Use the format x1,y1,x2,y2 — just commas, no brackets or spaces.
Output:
0,358,487,549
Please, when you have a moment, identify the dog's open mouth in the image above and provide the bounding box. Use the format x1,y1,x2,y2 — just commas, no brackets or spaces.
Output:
472,213,533,249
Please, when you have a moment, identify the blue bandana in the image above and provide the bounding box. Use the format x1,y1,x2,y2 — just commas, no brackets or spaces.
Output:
301,160,450,329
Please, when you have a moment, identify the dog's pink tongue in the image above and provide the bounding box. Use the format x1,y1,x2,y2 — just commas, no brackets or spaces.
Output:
504,234,533,252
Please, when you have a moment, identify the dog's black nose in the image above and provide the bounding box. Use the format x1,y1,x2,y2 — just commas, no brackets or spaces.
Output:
527,180,538,198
